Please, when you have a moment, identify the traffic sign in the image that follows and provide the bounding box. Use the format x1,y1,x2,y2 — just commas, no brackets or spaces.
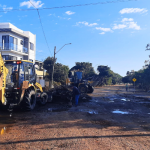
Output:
132,78,136,82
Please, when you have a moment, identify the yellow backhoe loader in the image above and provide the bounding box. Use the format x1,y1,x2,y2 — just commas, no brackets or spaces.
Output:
0,54,49,111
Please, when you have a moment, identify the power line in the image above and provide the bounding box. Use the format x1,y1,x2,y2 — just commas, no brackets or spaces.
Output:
29,0,52,56
0,0,139,12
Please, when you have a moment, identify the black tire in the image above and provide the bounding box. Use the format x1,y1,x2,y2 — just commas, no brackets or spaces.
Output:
22,89,36,111
87,85,94,93
79,84,88,93
37,92,48,105
47,93,53,103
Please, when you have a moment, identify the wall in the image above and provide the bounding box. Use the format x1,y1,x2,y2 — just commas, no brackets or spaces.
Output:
24,31,36,63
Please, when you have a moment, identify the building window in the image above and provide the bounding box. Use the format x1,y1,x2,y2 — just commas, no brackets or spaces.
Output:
2,35,9,50
2,55,17,60
9,36,18,51
2,55,9,60
2,35,18,50
30,42,34,50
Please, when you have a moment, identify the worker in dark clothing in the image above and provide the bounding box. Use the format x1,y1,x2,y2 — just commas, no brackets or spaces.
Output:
72,86,80,106
126,84,128,91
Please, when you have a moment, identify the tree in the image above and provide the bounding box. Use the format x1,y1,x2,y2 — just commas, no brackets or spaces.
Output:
70,62,96,79
43,56,55,76
96,65,122,86
43,57,69,84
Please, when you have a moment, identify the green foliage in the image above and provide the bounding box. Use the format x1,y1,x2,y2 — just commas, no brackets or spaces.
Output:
43,56,69,84
122,66,150,91
70,62,96,79
97,65,122,86
43,56,55,74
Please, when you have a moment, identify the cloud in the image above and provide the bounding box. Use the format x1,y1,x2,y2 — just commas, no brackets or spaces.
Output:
99,32,105,35
2,5,13,13
65,11,75,15
76,21,98,27
68,18,71,20
113,18,141,30
113,24,127,30
128,22,140,30
20,0,44,8
0,15,2,17
120,8,148,14
95,27,112,32
122,18,133,22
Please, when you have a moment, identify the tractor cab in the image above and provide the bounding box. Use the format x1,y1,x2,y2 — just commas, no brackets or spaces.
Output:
70,71,83,83
5,60,36,89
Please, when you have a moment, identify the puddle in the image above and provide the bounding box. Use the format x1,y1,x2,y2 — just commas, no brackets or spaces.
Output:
121,99,130,102
88,110,98,114
78,109,98,114
112,110,129,114
90,99,99,103
109,98,117,101
0,114,15,135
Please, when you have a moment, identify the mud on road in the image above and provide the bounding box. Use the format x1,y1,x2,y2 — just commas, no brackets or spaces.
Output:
0,85,150,150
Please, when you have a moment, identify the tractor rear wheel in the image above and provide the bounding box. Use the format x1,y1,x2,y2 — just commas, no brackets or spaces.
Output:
79,84,88,93
87,85,94,93
22,89,36,111
37,92,48,105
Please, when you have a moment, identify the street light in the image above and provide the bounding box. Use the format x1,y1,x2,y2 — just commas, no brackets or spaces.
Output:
50,43,72,88
55,43,72,54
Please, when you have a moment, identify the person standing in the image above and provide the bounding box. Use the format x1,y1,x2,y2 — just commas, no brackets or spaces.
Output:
72,86,80,106
126,84,128,91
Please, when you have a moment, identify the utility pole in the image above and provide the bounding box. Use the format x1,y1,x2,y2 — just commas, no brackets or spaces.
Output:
50,43,71,88
51,46,56,88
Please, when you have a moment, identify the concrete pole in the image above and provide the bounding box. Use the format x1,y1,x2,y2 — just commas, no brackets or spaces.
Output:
51,46,56,88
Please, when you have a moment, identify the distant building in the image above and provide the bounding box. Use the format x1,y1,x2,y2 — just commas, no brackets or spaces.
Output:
35,60,47,83
0,23,36,63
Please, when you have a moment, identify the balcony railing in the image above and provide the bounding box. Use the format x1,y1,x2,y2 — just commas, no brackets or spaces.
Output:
0,42,28,54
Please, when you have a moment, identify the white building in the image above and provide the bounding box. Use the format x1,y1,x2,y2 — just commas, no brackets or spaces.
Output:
0,23,36,63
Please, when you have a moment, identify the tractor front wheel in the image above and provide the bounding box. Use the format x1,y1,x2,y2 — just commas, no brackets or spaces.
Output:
79,84,88,93
22,89,36,111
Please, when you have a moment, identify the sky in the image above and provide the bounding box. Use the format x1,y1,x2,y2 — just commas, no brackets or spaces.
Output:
0,0,150,76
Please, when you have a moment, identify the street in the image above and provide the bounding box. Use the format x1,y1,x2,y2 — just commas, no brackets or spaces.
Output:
0,85,150,150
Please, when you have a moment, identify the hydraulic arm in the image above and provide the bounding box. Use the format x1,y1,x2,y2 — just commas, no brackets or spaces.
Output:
0,54,8,104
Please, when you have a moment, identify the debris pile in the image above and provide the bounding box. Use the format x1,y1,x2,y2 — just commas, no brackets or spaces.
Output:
49,85,72,103
46,85,91,104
